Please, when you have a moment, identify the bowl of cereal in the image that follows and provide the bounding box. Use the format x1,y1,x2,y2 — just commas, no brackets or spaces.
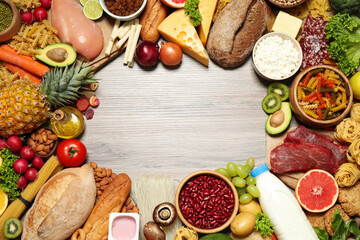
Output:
290,65,353,128
252,32,302,81
175,170,239,234
99,0,147,21
0,0,21,42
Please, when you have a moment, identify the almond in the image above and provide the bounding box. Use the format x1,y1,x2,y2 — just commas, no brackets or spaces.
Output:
44,145,50,153
38,150,47,156
106,169,112,177
36,144,44,151
42,133,47,142
90,162,97,169
37,128,45,133
48,134,58,140
94,168,102,172
31,133,36,140
100,179,109,185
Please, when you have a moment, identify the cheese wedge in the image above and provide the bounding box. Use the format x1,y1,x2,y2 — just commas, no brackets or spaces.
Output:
271,11,302,39
198,0,218,46
158,9,209,66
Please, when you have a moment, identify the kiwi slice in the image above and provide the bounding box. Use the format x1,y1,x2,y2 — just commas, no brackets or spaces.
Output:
262,93,282,114
3,218,22,239
267,83,289,101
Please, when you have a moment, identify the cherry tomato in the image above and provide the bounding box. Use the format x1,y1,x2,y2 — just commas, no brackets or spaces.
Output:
159,42,183,66
57,139,87,167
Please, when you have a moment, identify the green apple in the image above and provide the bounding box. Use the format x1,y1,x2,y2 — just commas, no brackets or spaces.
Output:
350,71,360,100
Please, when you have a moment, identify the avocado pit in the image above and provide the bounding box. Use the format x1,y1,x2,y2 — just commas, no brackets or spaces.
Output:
46,48,68,62
269,110,285,128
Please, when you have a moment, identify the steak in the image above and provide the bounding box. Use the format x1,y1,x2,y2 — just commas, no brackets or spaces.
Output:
284,126,347,167
270,142,338,174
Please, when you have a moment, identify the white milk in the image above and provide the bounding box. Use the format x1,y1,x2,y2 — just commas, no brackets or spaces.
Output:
250,164,318,240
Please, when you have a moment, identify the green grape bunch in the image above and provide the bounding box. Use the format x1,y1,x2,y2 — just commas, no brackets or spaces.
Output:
215,157,260,204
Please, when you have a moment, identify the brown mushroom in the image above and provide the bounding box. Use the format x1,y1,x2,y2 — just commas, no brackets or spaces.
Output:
153,202,177,227
143,221,165,240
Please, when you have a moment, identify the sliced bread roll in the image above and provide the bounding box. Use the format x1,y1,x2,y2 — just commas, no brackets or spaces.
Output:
22,164,96,240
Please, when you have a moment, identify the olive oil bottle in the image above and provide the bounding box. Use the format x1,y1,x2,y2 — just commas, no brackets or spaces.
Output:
50,106,85,139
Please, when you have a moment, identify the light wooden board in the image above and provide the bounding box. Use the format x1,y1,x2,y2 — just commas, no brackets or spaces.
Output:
265,126,337,189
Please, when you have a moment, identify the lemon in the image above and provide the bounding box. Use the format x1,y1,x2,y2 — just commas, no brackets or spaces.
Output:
83,0,103,20
0,188,8,217
350,71,360,100
0,155,2,168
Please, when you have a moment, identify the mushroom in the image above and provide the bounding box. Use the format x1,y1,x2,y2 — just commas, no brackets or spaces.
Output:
143,221,165,240
153,202,177,227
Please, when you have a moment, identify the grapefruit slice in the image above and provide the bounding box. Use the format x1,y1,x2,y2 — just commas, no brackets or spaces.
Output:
295,169,339,213
160,0,185,8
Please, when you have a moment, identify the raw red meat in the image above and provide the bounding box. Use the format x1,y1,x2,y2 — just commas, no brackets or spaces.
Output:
284,126,347,167
270,143,338,174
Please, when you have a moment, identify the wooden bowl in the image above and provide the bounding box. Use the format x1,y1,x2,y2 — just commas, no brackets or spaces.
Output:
0,0,21,42
267,0,306,8
252,32,302,81
175,170,239,234
290,65,353,128
27,128,59,159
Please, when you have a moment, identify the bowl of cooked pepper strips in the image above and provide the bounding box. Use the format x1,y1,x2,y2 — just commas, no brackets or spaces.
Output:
0,0,21,42
290,65,353,128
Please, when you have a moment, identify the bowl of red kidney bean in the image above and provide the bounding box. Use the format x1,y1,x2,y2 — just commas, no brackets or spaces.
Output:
175,170,239,234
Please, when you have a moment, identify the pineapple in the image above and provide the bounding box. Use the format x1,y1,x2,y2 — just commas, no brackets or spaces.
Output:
0,63,96,137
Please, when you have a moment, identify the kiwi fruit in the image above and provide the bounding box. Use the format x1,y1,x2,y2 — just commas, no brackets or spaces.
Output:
3,217,22,239
262,93,282,114
267,83,289,101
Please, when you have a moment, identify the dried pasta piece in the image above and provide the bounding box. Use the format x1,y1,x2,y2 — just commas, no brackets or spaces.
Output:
351,103,360,123
335,118,360,144
331,103,347,113
174,227,198,240
347,139,360,164
297,86,303,101
302,104,318,110
310,79,318,90
335,163,360,187
303,108,319,119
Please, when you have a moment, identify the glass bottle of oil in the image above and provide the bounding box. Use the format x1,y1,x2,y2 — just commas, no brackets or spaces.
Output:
50,106,85,139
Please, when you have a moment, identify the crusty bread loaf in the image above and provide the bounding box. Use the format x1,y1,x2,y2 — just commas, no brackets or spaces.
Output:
22,164,96,240
206,0,272,68
140,0,168,43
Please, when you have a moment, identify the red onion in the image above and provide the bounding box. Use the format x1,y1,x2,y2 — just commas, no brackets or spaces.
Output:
135,41,159,67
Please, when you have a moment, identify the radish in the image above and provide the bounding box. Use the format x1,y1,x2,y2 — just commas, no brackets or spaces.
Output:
40,0,52,9
25,168,38,181
7,136,23,152
20,146,35,160
17,176,27,189
13,159,28,174
32,156,44,170
0,139,8,150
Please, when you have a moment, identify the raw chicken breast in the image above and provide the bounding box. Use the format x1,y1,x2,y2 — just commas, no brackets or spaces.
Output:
51,0,103,60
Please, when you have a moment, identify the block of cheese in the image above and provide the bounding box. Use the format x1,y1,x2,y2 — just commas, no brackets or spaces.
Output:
158,9,209,66
198,0,218,45
271,11,302,39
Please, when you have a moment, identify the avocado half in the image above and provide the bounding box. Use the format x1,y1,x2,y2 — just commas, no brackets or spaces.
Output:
35,43,77,67
265,102,292,135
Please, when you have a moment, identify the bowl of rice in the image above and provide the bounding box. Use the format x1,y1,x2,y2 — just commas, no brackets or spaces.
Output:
252,32,302,81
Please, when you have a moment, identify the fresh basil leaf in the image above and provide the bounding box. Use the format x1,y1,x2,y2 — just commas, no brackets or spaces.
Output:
332,209,347,240
347,219,360,236
314,227,329,240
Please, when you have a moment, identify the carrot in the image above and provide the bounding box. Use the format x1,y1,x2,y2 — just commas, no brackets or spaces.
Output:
0,45,49,77
2,62,41,85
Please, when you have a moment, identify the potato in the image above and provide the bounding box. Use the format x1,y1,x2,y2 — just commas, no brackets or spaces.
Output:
239,200,262,215
230,231,272,240
230,212,256,237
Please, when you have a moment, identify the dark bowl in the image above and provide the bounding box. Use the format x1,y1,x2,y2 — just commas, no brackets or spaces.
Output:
290,65,353,128
267,0,306,8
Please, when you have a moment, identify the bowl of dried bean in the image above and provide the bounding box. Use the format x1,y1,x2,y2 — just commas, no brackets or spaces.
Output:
175,170,239,234
99,0,147,21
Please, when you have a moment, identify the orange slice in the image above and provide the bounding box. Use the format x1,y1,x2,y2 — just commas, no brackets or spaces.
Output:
0,188,8,216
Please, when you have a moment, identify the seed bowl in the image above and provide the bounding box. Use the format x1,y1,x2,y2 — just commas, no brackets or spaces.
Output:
0,0,21,42
99,0,147,21
290,65,353,128
175,170,239,234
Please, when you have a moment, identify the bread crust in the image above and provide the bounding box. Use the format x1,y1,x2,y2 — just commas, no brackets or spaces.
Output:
206,0,271,68
22,165,96,240
140,0,168,43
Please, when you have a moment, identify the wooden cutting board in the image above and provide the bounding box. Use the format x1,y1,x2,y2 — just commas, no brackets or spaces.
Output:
265,126,337,189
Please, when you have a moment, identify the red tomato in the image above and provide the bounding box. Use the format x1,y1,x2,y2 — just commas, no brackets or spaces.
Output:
272,233,278,240
57,139,87,167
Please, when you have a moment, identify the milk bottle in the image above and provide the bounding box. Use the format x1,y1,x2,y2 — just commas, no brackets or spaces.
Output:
250,164,318,240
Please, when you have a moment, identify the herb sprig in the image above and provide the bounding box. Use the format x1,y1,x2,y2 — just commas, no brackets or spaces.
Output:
0,148,20,202
184,0,202,27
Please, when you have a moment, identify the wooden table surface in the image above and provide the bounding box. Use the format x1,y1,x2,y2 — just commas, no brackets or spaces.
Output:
82,54,276,182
